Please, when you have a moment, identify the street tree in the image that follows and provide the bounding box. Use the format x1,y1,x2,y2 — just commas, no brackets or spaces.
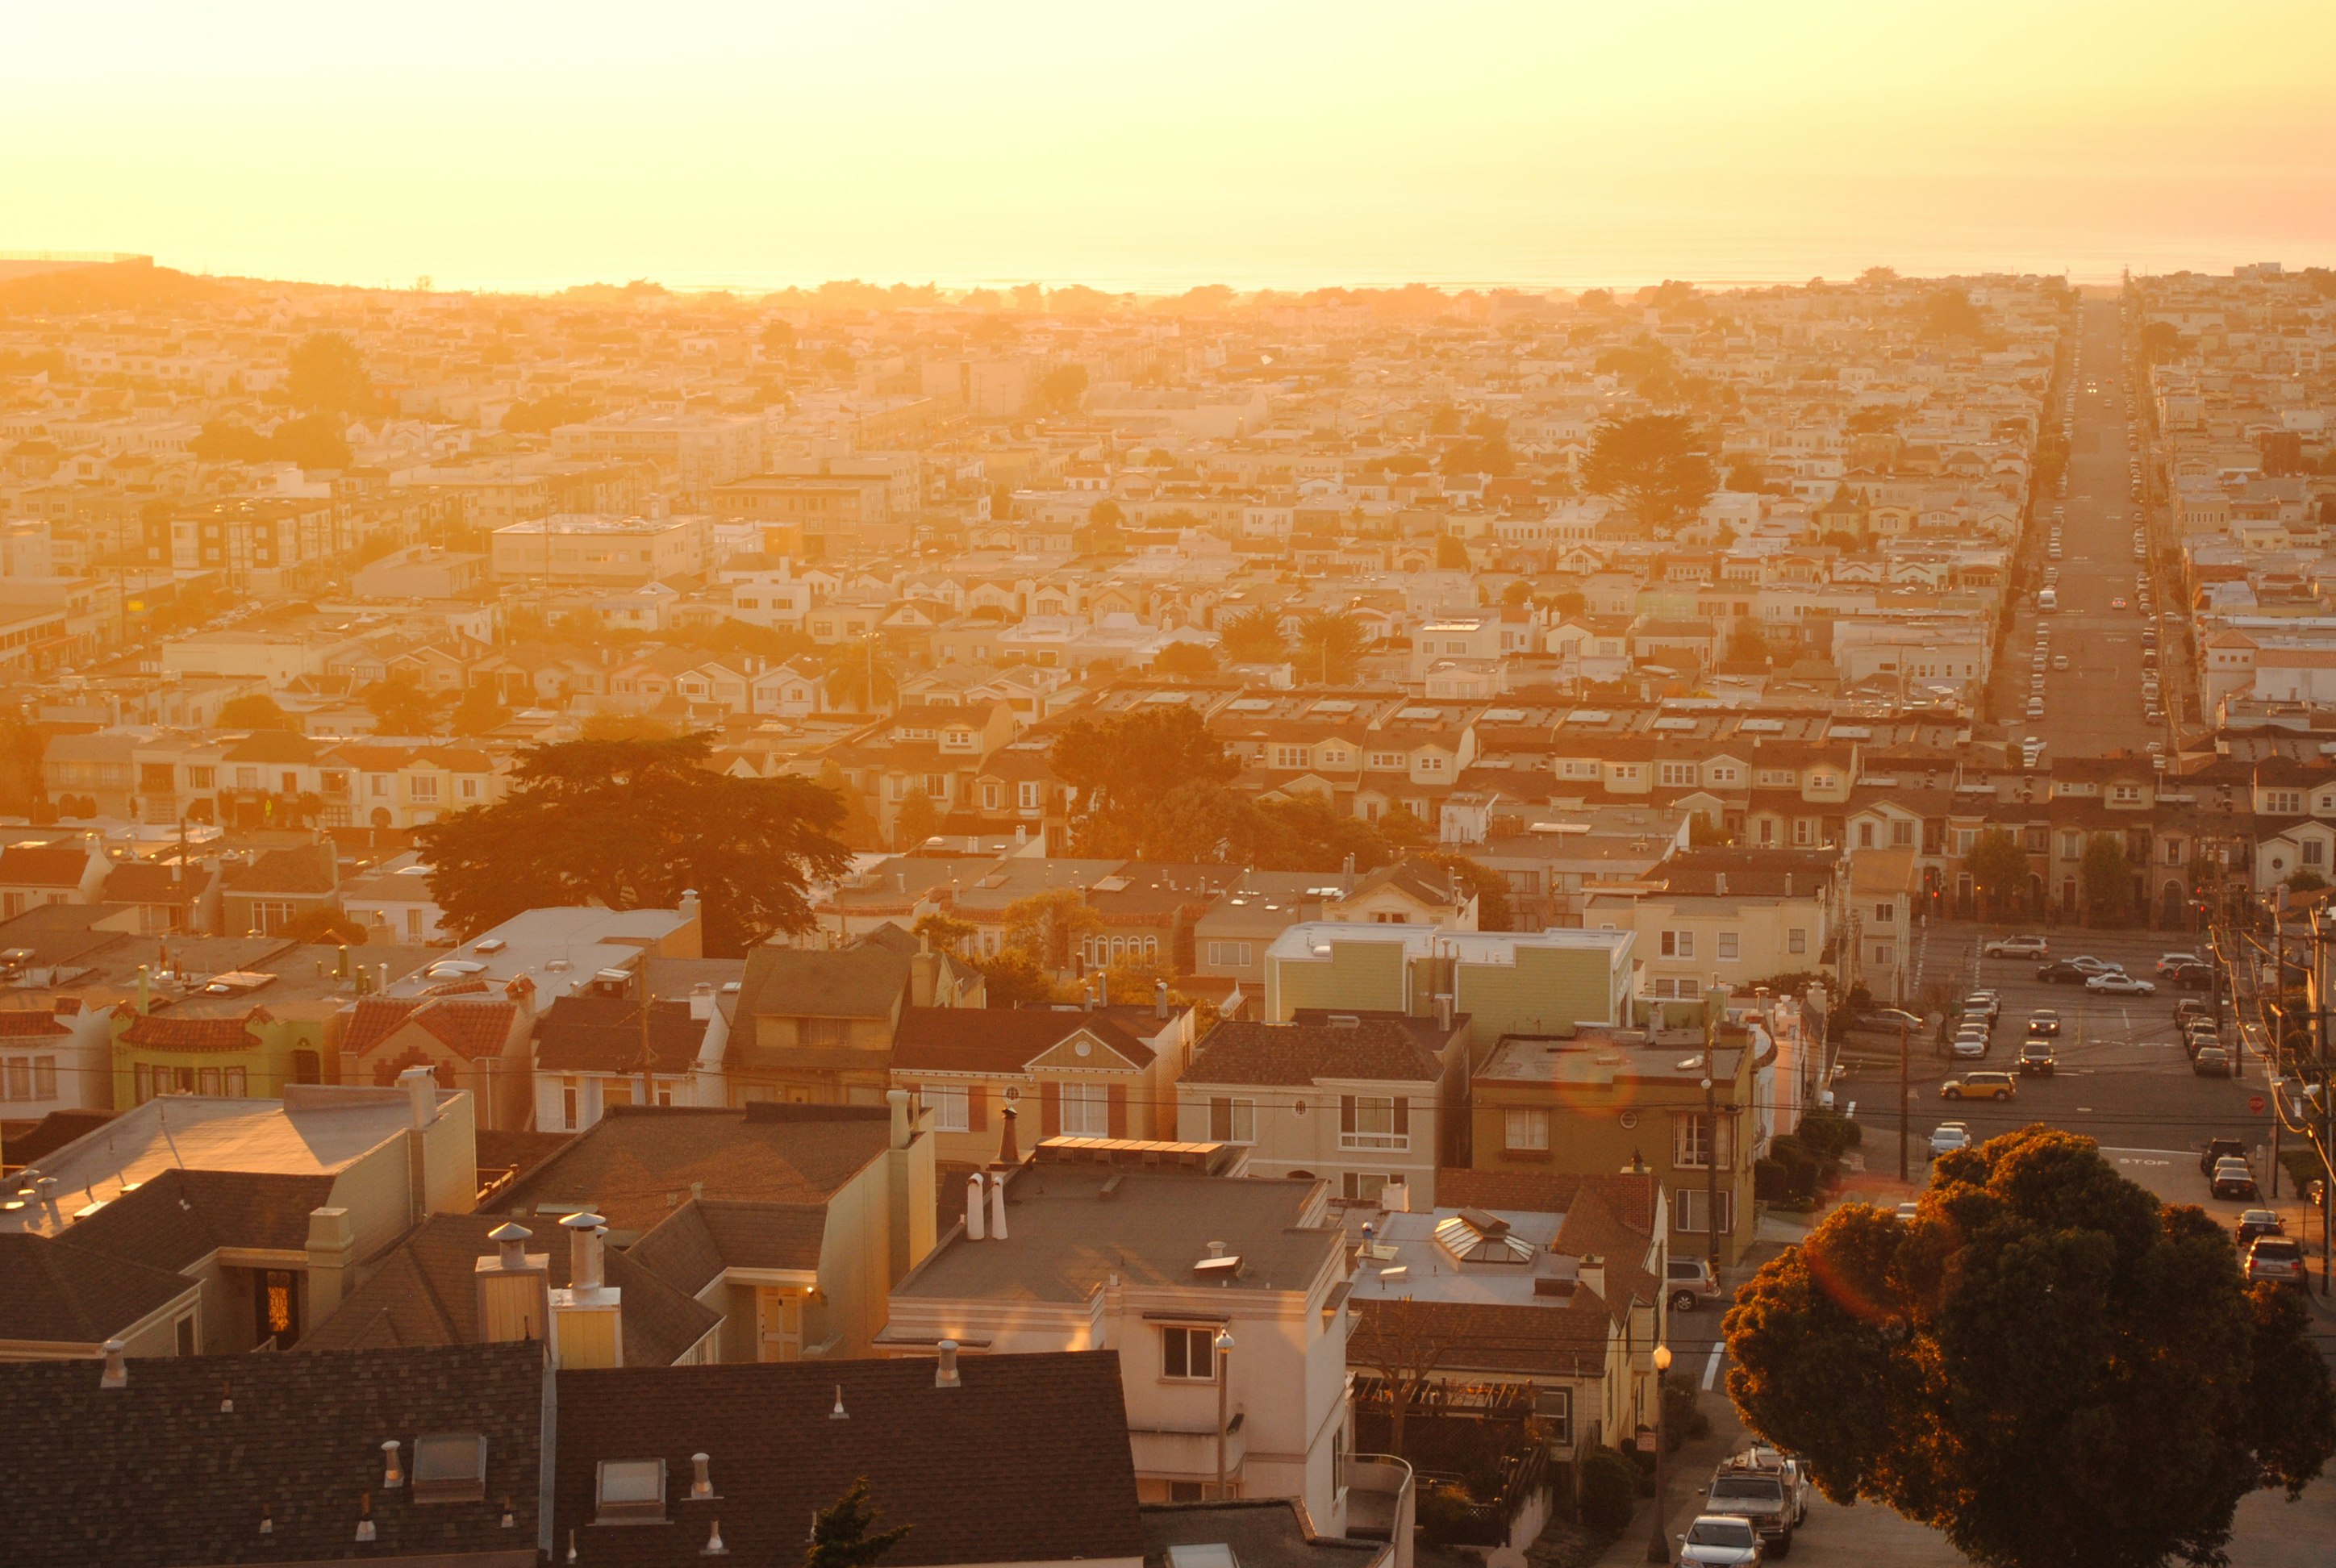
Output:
1050,705,1239,849
2081,832,2134,926
1001,886,1100,975
1963,827,2030,919
361,670,441,736
219,694,298,732
288,332,374,415
1725,1127,2335,1568
1217,607,1288,664
448,682,511,737
1294,608,1369,684
415,732,851,957
1581,414,1718,535
891,786,941,851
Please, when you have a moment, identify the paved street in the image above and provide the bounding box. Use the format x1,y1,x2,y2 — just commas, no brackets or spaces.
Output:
1988,296,2171,760
1591,914,2336,1565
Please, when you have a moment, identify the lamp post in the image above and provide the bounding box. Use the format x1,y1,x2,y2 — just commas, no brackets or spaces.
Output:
1214,1328,1236,1499
1644,1343,1674,1564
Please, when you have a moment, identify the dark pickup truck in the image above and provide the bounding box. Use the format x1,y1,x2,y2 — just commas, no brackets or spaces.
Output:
1705,1466,1795,1557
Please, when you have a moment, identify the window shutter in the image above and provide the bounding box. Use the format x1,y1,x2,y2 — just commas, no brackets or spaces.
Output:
1108,1082,1128,1137
1041,1081,1060,1137
968,1082,988,1132
1392,1097,1410,1136
1341,1095,1357,1134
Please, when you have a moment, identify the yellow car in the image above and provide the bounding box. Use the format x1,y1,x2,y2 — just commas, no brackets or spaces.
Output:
1940,1071,2017,1103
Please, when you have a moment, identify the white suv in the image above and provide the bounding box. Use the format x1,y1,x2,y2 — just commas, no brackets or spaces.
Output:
1983,935,2048,959
1667,1257,1723,1313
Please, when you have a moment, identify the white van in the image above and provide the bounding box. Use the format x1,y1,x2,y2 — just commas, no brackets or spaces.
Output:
2037,589,2059,612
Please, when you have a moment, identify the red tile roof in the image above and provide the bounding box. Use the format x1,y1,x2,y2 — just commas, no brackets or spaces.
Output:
0,1008,70,1038
117,1011,265,1053
414,999,519,1061
0,844,91,888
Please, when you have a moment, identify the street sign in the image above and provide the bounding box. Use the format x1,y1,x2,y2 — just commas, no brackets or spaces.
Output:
2248,1095,2265,1115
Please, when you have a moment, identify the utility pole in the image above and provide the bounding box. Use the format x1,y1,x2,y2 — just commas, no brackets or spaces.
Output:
638,970,654,1107
1705,979,1722,1276
1898,1014,1911,1182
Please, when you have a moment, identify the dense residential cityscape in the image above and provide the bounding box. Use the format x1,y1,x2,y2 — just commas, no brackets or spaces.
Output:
0,247,2330,1567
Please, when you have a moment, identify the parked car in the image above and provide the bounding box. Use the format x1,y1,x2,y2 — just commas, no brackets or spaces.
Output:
2246,1236,2308,1289
2155,952,2203,975
1951,1028,1989,1060
1677,1515,1764,1567
1983,935,2049,959
1931,1122,1972,1157
2026,1008,2061,1036
1704,1461,1795,1556
1667,1257,1723,1314
1894,1200,1920,1220
2017,1040,2056,1076
1962,992,2001,1025
2237,1210,2285,1247
2212,1157,2259,1201
2192,1045,2231,1077
2199,1138,2246,1175
1848,1007,1925,1038
2175,999,2215,1027
1941,1070,2017,1102
2086,973,2156,995
1733,1448,1812,1527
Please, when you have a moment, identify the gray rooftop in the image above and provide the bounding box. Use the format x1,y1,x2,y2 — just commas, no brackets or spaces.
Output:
895,1164,1342,1304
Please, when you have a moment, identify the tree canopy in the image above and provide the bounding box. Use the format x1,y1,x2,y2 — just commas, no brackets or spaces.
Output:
287,332,375,416
2081,832,2133,925
1217,607,1288,665
1581,414,1717,535
1294,609,1369,684
415,732,852,957
362,671,441,736
218,694,298,732
1725,1127,2334,1568
806,1478,910,1568
1963,827,2029,918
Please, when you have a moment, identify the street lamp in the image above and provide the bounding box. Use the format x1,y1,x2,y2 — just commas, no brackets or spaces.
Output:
1214,1328,1236,1499
1645,1343,1674,1564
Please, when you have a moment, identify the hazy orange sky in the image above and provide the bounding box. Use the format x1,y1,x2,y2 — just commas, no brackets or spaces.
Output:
5,1,2333,294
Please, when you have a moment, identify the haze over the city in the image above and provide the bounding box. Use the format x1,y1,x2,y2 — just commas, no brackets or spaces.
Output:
6,0,2335,293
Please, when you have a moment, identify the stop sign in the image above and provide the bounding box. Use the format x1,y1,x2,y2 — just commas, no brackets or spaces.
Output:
2249,1095,2266,1115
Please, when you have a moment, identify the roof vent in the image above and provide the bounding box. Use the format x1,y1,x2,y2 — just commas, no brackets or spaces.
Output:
935,1339,962,1390
1194,1251,1242,1281
99,1339,127,1388
1326,1013,1360,1028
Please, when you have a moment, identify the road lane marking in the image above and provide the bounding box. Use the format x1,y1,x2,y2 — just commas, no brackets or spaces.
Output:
1703,1341,1723,1391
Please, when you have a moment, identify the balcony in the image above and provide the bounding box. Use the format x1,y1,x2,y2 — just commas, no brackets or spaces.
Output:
1339,1132,1409,1152
1345,1454,1416,1568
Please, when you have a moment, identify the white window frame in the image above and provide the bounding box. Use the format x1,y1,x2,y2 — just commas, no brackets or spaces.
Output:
1059,1082,1108,1136
921,1082,970,1132
1504,1107,1550,1152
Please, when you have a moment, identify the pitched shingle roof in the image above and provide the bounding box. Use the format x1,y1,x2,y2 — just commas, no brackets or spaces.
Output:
298,1212,719,1368
1349,1295,1613,1378
0,1230,196,1343
892,1005,1156,1074
551,1351,1142,1568
532,995,707,1074
1433,1168,1661,1237
63,1168,340,1272
0,844,92,888
1183,1019,1441,1086
626,1198,831,1295
0,1341,544,1564
494,1103,891,1235
221,843,337,896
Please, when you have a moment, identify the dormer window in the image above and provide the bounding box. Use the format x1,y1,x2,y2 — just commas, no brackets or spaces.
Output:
596,1459,665,1524
411,1433,488,1503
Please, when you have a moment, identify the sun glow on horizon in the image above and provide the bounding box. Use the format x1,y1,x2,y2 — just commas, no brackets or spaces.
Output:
5,1,2334,294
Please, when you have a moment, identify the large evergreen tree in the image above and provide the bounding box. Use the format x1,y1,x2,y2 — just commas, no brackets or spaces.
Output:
415,733,851,956
1725,1127,2334,1568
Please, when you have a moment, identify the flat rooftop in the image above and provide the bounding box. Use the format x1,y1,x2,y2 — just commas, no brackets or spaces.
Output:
1476,1031,1749,1088
894,1164,1341,1306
